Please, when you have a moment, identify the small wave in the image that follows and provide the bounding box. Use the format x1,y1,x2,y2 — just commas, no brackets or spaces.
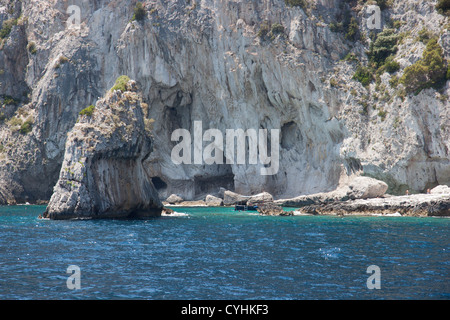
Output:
319,247,341,259
373,212,402,217
292,211,314,216
161,211,189,217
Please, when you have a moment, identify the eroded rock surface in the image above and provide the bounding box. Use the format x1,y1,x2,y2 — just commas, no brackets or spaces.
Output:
296,194,450,217
0,0,449,204
44,80,162,219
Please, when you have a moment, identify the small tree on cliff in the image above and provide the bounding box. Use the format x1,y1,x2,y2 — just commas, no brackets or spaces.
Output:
400,38,447,94
132,2,146,22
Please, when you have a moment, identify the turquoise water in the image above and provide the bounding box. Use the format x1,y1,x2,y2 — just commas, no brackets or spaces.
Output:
0,205,448,300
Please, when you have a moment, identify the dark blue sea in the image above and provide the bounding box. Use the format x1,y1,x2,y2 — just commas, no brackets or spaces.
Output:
0,205,448,300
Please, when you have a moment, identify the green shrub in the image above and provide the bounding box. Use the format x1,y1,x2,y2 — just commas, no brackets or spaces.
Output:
330,78,338,87
353,65,373,87
19,118,33,134
0,18,17,39
342,52,358,62
79,104,95,117
8,116,21,127
345,17,359,41
27,41,37,54
400,62,428,93
54,56,69,69
111,75,131,92
285,0,307,10
2,95,18,105
360,101,369,115
59,56,69,64
399,38,448,94
132,2,146,21
392,20,404,29
271,23,285,35
416,27,433,44
257,21,270,39
258,22,285,41
375,0,390,10
377,108,387,121
389,75,399,88
329,22,344,33
383,56,400,73
329,9,359,42
436,0,450,15
396,88,406,101
368,28,400,68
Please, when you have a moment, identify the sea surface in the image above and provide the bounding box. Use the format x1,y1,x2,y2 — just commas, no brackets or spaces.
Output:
0,205,448,300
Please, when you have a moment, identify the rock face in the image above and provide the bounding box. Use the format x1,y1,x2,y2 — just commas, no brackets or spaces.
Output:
0,0,449,204
43,80,162,219
296,194,450,217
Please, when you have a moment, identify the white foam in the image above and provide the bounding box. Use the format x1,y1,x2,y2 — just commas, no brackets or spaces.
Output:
373,212,402,217
161,211,189,217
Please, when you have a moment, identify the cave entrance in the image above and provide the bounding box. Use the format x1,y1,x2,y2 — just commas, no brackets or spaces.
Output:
151,176,168,191
193,173,235,199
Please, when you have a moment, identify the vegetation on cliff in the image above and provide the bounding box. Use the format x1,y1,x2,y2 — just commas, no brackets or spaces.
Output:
79,104,95,117
436,0,450,15
0,18,17,39
400,38,448,94
132,2,146,22
111,75,131,92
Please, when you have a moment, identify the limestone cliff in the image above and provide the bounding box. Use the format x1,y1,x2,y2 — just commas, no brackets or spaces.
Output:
0,0,449,205
43,79,162,219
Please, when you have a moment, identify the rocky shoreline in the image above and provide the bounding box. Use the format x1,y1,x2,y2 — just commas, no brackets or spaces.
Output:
6,175,449,219
163,182,450,217
292,193,450,217
164,194,450,218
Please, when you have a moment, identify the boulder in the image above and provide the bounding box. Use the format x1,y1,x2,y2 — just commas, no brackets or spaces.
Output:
223,190,274,206
223,190,248,206
178,200,207,206
256,202,292,216
347,176,388,199
430,185,450,194
275,176,388,207
205,195,223,206
162,207,175,215
247,192,273,206
275,188,350,207
166,194,184,204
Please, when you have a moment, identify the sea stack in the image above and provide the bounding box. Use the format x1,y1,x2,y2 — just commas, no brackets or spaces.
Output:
44,79,162,219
